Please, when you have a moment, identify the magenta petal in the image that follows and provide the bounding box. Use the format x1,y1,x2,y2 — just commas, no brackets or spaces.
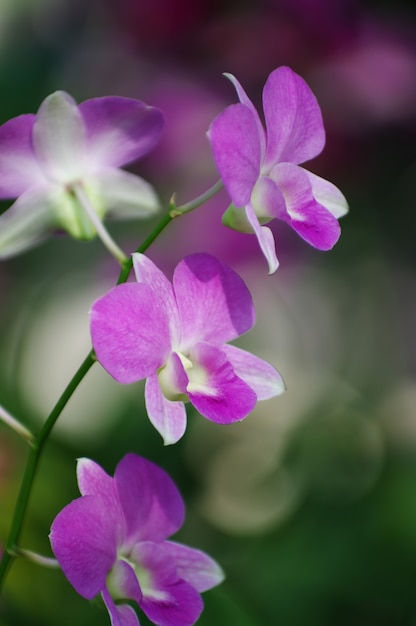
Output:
164,541,225,593
145,375,188,445
133,253,181,347
208,103,261,206
272,162,341,250
77,459,125,538
0,114,44,197
173,253,255,349
141,579,202,626
50,496,117,599
224,73,266,157
102,587,140,626
188,343,257,424
263,66,325,168
90,283,171,383
79,96,164,169
221,344,285,400
115,453,185,546
132,542,203,626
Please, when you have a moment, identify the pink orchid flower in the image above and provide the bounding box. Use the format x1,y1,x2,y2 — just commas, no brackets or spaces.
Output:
208,66,348,273
90,253,285,444
50,454,224,626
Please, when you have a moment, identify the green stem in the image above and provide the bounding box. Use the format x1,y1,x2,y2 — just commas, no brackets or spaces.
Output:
0,404,34,444
0,179,224,592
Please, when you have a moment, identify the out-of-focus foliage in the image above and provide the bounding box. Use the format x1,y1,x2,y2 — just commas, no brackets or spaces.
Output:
1,0,416,624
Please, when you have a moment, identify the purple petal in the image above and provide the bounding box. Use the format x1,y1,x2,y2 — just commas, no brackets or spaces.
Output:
145,374,188,445
164,541,225,592
271,162,341,249
90,283,171,383
208,103,261,206
224,72,266,157
131,542,203,626
49,496,117,599
245,203,279,274
132,254,181,347
0,186,58,258
305,169,349,218
115,453,185,546
0,114,44,197
102,587,140,626
32,91,86,183
222,344,285,400
187,342,257,424
94,168,161,218
262,66,325,168
173,253,255,349
79,96,164,169
77,458,125,539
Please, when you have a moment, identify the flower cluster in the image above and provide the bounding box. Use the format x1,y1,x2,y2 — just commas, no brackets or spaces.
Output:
0,65,349,626
50,454,224,626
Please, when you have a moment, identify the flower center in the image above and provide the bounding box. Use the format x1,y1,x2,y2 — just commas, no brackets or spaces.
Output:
157,350,210,401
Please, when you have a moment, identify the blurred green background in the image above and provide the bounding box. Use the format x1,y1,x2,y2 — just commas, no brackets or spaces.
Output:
1,0,416,624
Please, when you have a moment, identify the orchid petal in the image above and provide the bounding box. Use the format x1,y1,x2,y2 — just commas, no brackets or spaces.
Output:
271,162,341,250
90,283,171,383
92,167,161,219
164,541,225,592
32,91,86,183
0,114,45,197
173,253,255,349
222,344,285,400
263,66,325,168
224,72,266,157
131,542,203,626
187,342,257,424
145,375,188,445
132,253,181,347
77,459,125,539
305,169,349,218
115,453,185,546
245,203,279,273
79,96,164,168
208,103,261,206
50,495,117,599
102,587,140,626
0,186,58,258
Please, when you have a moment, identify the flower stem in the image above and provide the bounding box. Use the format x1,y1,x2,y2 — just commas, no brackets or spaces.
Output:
11,547,60,569
0,179,224,592
0,404,34,444
171,179,223,216
73,183,128,265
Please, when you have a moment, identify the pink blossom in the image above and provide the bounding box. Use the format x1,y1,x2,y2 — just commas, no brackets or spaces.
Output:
208,66,348,273
90,253,284,444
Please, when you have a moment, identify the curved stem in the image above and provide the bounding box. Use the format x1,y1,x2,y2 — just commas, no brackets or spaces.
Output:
0,404,34,444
